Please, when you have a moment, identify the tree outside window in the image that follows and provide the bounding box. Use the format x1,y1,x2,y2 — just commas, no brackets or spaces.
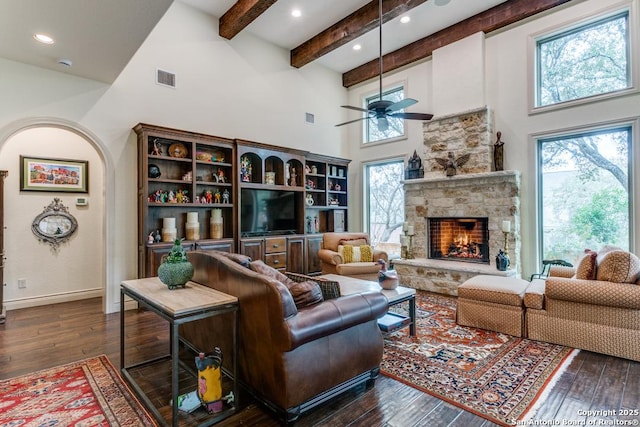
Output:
365,86,405,143
536,11,629,108
538,127,630,263
365,161,404,258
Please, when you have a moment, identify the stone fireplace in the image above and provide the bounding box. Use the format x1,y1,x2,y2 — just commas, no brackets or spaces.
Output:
394,106,521,295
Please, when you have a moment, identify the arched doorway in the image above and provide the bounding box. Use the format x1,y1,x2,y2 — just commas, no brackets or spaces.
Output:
0,118,113,313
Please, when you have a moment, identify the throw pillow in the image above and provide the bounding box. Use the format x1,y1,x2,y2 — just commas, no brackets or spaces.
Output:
219,252,252,267
596,244,623,265
249,261,324,309
287,280,323,308
248,260,288,282
596,250,640,283
574,250,597,280
338,244,373,263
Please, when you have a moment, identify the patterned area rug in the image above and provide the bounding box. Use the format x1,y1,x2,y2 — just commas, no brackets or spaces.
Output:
382,291,578,426
0,355,156,426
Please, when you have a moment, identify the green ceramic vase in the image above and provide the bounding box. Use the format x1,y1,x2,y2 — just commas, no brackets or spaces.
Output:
157,239,194,289
158,261,194,289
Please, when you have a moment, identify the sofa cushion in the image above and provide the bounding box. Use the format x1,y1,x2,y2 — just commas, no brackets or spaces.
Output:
574,250,597,280
339,238,368,247
288,280,324,308
596,250,640,283
338,244,373,263
249,260,323,309
596,245,623,265
218,252,252,267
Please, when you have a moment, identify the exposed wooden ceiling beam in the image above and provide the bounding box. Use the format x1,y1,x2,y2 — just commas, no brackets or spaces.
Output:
219,0,278,40
290,0,429,69
342,0,575,88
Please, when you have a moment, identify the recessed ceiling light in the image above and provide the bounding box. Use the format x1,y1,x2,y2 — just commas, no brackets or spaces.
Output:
353,44,362,51
291,9,301,18
33,33,54,44
400,16,411,24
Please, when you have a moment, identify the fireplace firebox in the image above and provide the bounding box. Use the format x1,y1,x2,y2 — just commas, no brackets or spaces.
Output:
428,217,489,263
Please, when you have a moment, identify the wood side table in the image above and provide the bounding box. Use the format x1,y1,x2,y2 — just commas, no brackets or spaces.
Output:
120,277,238,427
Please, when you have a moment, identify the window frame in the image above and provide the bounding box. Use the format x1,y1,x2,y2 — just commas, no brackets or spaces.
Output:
361,83,408,147
362,157,406,249
528,2,638,114
534,120,636,266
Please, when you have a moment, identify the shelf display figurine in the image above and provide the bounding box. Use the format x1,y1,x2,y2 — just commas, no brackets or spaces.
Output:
289,167,297,186
494,131,505,171
240,156,252,182
222,189,230,204
214,189,221,203
151,138,162,156
214,168,226,183
204,190,213,204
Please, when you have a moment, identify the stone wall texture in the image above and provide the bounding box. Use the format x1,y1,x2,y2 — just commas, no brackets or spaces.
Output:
399,106,521,294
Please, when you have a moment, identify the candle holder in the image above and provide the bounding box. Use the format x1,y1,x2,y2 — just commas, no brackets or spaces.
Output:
406,231,415,260
500,230,510,270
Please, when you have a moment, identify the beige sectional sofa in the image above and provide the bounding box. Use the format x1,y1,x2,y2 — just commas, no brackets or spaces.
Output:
524,248,640,362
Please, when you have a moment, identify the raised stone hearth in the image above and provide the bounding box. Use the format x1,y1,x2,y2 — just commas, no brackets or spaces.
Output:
396,106,521,295
394,258,518,295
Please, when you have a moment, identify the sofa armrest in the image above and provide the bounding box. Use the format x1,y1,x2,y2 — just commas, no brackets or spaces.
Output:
546,277,640,309
284,291,388,350
524,278,546,309
373,249,388,262
548,266,576,278
318,248,343,266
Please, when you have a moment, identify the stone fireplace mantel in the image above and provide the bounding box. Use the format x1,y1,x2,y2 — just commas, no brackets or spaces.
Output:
398,106,521,295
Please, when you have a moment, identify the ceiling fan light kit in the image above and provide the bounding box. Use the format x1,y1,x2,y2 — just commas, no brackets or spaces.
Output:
336,0,433,131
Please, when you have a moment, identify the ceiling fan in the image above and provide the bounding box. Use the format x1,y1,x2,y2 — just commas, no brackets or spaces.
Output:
336,0,433,131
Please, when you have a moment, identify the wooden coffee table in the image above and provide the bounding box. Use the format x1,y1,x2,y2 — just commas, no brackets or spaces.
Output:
320,274,416,336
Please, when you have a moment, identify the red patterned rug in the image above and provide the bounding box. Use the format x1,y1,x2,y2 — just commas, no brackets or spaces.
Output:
382,291,578,426
0,355,156,426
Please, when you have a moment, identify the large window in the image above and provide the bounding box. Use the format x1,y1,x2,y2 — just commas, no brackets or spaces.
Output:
364,86,405,143
364,160,404,258
538,126,631,263
535,10,630,108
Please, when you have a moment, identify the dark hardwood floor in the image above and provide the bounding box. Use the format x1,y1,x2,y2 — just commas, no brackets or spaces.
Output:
0,297,638,426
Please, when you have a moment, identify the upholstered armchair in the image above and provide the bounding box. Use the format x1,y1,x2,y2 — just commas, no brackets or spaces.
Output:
318,232,388,281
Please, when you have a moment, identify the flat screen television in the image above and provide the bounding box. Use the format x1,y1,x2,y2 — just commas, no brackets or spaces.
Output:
240,189,300,236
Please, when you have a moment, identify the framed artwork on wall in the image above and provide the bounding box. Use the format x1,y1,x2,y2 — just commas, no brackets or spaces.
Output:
20,156,89,193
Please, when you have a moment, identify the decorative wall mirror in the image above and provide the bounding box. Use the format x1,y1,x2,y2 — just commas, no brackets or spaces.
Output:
32,198,77,250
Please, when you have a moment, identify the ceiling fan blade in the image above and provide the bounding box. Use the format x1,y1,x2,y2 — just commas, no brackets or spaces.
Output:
335,117,371,127
389,112,434,120
386,98,418,112
341,105,371,113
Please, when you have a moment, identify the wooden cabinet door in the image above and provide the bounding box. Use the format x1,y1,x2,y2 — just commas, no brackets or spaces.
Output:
195,239,234,253
328,210,346,232
240,238,264,262
305,235,323,275
286,236,305,274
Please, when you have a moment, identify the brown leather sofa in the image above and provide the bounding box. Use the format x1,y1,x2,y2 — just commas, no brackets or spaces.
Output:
181,250,388,423
318,232,388,280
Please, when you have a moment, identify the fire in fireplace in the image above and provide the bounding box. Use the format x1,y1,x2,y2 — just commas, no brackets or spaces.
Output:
428,217,489,263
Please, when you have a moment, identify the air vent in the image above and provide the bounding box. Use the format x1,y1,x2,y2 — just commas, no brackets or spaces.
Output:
156,69,176,88
305,112,315,124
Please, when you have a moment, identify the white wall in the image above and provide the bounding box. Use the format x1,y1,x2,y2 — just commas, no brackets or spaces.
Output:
345,0,640,278
0,127,105,308
0,1,348,313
